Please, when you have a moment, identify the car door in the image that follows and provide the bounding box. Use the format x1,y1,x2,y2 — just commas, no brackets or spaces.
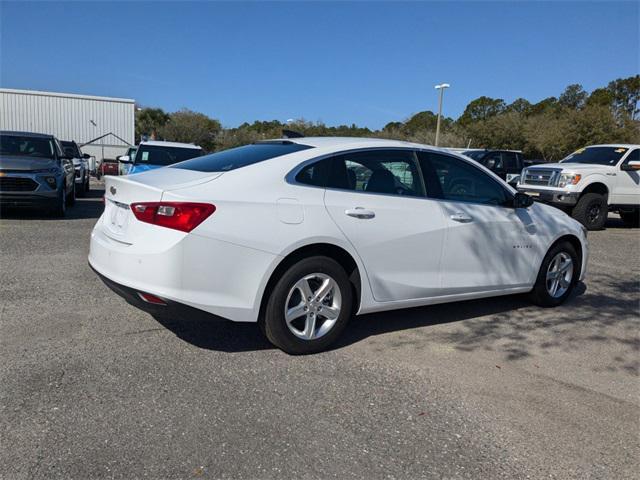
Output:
417,151,536,295
318,149,447,302
616,148,640,204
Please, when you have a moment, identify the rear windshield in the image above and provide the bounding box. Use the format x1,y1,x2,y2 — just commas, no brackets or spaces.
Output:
561,146,629,165
462,150,487,161
135,145,203,166
0,135,55,159
172,142,313,172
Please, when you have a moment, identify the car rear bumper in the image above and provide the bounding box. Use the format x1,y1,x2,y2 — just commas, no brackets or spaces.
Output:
88,214,279,323
90,263,226,322
517,187,579,206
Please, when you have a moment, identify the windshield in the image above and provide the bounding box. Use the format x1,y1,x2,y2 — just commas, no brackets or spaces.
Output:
561,146,629,166
462,150,487,161
0,135,55,159
61,141,81,158
134,145,203,166
172,142,314,172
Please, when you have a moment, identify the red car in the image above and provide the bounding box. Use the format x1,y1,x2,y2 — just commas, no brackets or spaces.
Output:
97,159,119,178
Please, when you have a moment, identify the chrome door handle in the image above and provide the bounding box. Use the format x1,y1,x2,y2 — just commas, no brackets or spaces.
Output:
345,208,375,219
450,212,473,223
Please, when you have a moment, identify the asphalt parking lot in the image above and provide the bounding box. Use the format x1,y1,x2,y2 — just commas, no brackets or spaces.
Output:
1,182,638,479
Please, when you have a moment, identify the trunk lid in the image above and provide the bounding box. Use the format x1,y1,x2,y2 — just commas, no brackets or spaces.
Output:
102,168,222,243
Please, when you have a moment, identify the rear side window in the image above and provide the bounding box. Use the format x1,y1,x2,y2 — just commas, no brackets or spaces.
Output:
173,142,313,172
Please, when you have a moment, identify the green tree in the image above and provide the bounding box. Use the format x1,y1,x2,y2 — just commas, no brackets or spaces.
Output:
135,107,169,142
159,109,222,152
505,98,532,115
607,75,640,119
558,84,588,110
586,88,613,108
458,96,506,125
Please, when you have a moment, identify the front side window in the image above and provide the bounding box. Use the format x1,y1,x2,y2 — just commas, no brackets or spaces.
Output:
418,152,512,206
0,135,54,159
502,152,519,170
61,141,80,158
622,149,639,163
325,150,425,197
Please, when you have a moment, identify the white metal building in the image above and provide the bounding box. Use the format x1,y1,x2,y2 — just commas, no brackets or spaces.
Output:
0,88,135,162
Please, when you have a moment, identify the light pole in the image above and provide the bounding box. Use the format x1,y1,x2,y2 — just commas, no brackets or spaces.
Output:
434,83,450,147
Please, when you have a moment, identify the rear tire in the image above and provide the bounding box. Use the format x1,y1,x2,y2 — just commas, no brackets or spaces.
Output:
571,193,607,230
529,241,578,307
263,256,353,355
619,208,639,227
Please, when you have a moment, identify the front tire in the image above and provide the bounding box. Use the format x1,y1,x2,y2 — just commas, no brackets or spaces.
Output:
51,185,66,217
66,181,76,206
529,241,578,307
571,193,607,230
263,256,353,354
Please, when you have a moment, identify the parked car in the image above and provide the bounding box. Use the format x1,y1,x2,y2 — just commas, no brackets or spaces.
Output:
118,146,137,176
118,141,203,175
0,131,76,216
518,144,640,230
90,137,589,354
96,158,120,179
61,140,91,196
461,149,535,186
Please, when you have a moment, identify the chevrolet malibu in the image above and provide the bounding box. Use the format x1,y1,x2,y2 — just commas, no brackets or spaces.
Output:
89,137,588,354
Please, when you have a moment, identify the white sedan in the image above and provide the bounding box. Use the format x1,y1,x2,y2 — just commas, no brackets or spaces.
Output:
89,137,588,354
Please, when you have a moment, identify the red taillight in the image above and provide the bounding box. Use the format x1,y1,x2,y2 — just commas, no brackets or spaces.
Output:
130,202,215,232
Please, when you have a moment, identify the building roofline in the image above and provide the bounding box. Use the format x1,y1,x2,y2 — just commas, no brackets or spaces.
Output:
0,88,135,104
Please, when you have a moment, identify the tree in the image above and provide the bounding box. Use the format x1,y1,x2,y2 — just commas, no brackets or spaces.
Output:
607,75,640,119
529,97,558,116
586,87,613,108
505,98,532,115
159,109,221,152
458,96,506,125
135,107,169,142
558,84,588,110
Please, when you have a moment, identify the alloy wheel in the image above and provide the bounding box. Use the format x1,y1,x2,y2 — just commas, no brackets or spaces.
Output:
284,273,342,340
586,203,601,225
546,252,573,298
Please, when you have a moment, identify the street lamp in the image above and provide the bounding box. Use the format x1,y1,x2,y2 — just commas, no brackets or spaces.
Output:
434,83,450,147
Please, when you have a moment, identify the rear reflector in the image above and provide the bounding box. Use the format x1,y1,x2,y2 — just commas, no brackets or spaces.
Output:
137,292,167,305
130,202,215,232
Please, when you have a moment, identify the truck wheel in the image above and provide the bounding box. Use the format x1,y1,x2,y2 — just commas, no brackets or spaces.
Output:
571,193,607,230
619,208,639,227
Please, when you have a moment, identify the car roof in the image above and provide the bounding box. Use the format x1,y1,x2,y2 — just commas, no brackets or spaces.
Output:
0,130,55,139
139,140,202,149
260,136,453,153
585,144,640,148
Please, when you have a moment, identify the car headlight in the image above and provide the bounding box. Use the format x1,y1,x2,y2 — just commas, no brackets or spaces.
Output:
557,173,581,188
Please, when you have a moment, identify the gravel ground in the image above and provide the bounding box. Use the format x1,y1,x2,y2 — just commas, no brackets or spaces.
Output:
1,181,638,479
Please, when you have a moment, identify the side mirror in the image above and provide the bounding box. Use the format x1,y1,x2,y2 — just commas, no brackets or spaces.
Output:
621,160,640,171
118,155,132,164
82,153,91,160
513,192,534,209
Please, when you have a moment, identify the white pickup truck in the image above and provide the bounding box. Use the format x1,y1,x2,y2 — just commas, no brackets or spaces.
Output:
517,144,640,230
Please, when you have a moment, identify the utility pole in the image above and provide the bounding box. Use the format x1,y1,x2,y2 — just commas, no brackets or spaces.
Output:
434,83,450,147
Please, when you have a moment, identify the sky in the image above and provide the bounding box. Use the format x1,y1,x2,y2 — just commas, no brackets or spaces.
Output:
0,1,638,129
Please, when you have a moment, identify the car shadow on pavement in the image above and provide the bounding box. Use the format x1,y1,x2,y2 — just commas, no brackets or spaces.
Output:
151,314,274,352
0,187,104,220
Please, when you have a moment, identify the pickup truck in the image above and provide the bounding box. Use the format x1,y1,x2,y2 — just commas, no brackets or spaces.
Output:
517,144,640,230
460,149,535,186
